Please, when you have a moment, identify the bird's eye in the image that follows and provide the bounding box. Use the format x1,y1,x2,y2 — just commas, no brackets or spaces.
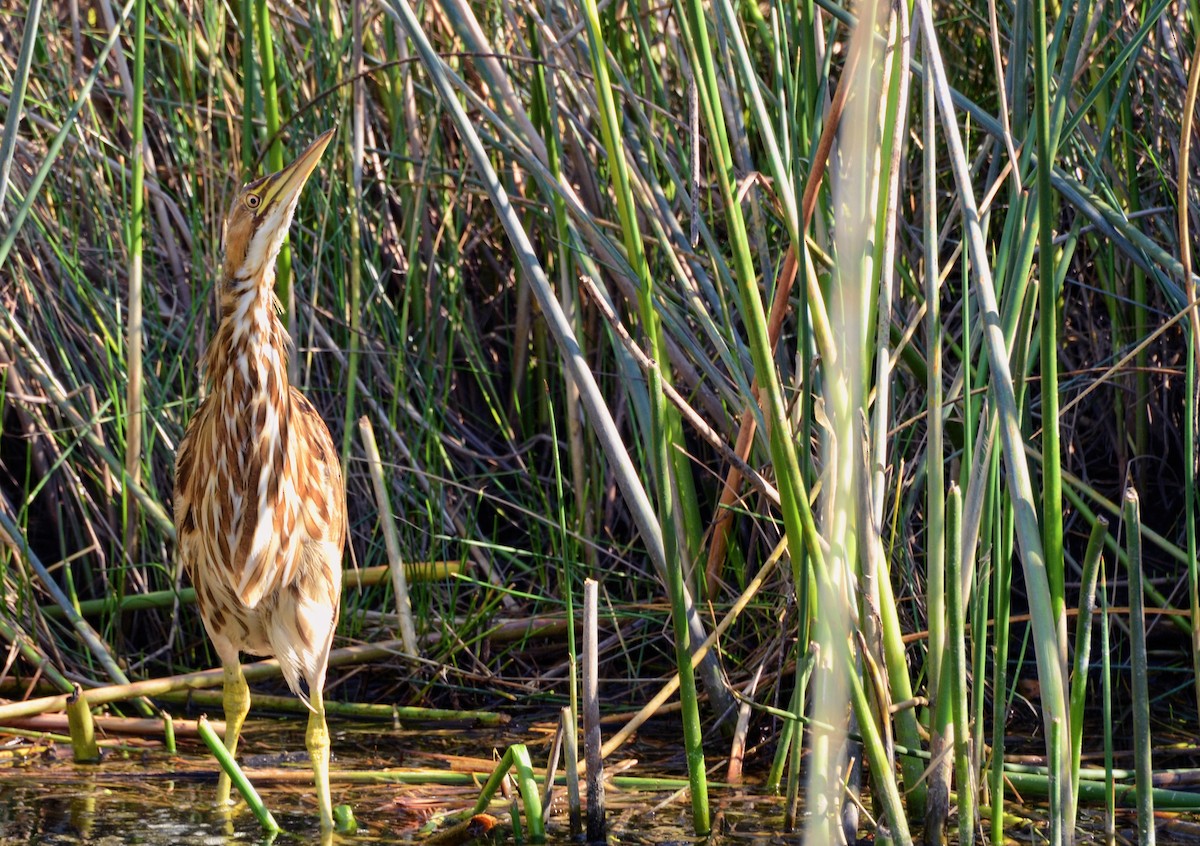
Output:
245,194,261,209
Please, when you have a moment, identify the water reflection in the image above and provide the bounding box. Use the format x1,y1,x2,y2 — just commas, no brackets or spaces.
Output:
0,777,342,845
0,721,803,845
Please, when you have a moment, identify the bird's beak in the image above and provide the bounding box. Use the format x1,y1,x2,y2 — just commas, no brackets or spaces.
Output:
259,127,336,213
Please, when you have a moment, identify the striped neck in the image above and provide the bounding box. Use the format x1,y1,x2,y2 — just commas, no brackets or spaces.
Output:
205,270,292,400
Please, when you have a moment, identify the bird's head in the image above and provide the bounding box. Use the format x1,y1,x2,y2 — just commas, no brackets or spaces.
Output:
221,127,335,284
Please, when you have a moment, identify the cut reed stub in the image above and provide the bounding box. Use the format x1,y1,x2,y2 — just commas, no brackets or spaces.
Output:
66,684,99,764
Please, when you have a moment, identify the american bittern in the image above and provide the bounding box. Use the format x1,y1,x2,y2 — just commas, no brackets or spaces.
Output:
175,128,345,831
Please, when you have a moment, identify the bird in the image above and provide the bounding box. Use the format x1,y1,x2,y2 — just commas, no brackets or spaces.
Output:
174,127,345,832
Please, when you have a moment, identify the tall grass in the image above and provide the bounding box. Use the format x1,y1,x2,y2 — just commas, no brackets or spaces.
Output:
1,0,1198,839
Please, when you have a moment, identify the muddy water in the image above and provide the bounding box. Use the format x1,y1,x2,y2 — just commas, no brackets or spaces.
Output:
0,719,799,844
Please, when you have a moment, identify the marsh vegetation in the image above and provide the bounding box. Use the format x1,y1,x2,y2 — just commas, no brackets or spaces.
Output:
2,0,1200,841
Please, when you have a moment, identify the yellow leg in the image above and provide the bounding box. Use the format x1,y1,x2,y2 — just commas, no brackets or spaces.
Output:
306,693,334,832
217,661,250,809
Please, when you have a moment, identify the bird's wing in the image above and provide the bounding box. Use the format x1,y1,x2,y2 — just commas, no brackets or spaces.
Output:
174,398,221,566
235,389,345,606
176,397,245,623
174,412,198,536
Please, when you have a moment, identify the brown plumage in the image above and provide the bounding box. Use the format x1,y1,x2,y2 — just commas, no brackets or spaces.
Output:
174,128,344,831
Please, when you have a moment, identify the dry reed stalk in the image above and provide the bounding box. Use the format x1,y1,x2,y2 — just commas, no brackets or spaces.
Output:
0,641,405,722
1,712,224,739
583,578,605,842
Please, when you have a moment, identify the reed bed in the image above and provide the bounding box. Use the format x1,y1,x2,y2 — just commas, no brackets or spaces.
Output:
1,0,1199,841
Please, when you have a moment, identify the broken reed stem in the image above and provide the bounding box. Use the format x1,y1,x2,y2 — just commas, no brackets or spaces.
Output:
66,685,100,763
162,712,176,753
0,640,406,721
198,715,279,834
359,415,419,656
583,578,605,843
562,705,583,837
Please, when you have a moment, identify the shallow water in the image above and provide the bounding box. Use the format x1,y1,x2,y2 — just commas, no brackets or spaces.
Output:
0,718,802,845
3,714,1173,845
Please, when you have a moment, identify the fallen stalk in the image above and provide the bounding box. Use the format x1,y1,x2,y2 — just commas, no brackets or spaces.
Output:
1004,772,1200,811
0,640,405,721
152,689,508,725
0,712,224,738
127,765,710,791
39,562,460,619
